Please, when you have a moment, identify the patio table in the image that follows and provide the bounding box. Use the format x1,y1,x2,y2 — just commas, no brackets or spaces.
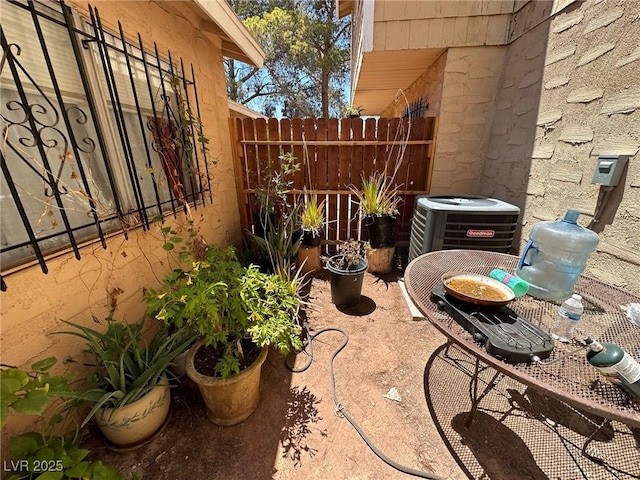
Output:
404,249,640,466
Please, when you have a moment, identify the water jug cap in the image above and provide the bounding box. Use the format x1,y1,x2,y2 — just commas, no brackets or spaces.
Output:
563,210,580,224
572,294,582,301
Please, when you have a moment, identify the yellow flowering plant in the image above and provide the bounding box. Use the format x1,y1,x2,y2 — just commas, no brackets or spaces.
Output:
143,246,302,378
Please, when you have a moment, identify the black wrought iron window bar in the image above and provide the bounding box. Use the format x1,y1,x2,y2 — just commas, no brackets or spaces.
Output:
0,0,212,291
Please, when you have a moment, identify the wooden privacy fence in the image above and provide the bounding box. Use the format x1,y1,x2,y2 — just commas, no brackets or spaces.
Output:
229,117,438,258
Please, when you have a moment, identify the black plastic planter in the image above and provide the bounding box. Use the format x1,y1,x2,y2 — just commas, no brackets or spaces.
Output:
326,256,368,307
366,214,395,248
302,228,321,247
292,229,303,246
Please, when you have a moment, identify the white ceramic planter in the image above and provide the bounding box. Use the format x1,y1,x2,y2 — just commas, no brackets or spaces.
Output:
95,375,170,446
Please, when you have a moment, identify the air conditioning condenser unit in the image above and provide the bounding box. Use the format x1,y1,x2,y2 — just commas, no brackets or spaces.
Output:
408,196,520,262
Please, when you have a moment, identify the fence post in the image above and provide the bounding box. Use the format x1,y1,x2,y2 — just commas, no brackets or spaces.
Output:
229,117,249,232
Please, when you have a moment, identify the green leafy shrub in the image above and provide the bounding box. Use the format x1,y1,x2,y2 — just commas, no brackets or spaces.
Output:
5,431,120,480
1,358,69,428
253,152,300,216
144,246,303,378
1,359,123,480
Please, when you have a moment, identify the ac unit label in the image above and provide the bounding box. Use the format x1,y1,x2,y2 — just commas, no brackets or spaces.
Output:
467,229,495,238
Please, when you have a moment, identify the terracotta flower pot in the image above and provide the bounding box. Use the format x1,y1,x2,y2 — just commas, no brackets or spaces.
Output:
170,350,189,377
95,375,170,447
186,341,268,426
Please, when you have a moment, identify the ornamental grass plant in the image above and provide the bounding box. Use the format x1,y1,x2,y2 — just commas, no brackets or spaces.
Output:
300,191,325,235
55,318,194,425
349,172,401,217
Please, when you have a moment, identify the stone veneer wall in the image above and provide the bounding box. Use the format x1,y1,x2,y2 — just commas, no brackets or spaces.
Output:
385,0,639,293
382,45,507,195
485,0,640,293
480,4,552,247
430,46,507,194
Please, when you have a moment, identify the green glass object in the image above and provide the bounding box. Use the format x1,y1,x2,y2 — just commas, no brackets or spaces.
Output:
586,339,640,401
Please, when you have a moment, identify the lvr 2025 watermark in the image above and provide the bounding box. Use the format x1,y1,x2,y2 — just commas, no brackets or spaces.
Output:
3,459,64,473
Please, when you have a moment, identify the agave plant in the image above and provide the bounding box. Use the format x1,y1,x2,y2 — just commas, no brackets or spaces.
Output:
249,201,302,274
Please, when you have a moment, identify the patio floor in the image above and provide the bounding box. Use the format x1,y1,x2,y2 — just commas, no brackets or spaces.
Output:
89,271,640,479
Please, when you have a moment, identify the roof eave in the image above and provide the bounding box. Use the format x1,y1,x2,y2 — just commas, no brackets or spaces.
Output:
193,0,265,67
228,99,265,119
336,0,353,19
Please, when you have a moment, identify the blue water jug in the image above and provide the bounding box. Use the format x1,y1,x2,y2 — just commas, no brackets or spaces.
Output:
515,210,599,302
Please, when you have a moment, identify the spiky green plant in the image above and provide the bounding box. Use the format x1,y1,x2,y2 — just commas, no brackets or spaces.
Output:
300,192,325,234
54,319,194,426
349,172,401,216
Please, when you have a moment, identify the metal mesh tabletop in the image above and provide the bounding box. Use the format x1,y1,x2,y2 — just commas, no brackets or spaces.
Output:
405,250,640,428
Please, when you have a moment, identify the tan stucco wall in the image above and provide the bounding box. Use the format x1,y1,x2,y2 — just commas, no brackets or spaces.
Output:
486,0,640,293
1,0,241,443
380,50,446,118
379,0,639,293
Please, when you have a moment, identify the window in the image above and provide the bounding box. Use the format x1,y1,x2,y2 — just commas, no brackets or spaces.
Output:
0,0,212,289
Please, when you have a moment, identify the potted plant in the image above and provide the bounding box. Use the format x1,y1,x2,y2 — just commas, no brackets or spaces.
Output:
144,245,303,425
248,201,302,274
343,105,364,118
299,191,325,247
324,239,368,307
253,152,300,237
55,318,193,447
349,172,400,249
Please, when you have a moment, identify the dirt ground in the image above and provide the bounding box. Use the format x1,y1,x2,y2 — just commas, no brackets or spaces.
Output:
88,271,640,480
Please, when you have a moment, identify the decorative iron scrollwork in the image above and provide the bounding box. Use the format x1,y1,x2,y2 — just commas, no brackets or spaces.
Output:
1,0,210,291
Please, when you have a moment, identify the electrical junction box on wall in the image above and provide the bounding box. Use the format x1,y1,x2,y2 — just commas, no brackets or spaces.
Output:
591,155,628,187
